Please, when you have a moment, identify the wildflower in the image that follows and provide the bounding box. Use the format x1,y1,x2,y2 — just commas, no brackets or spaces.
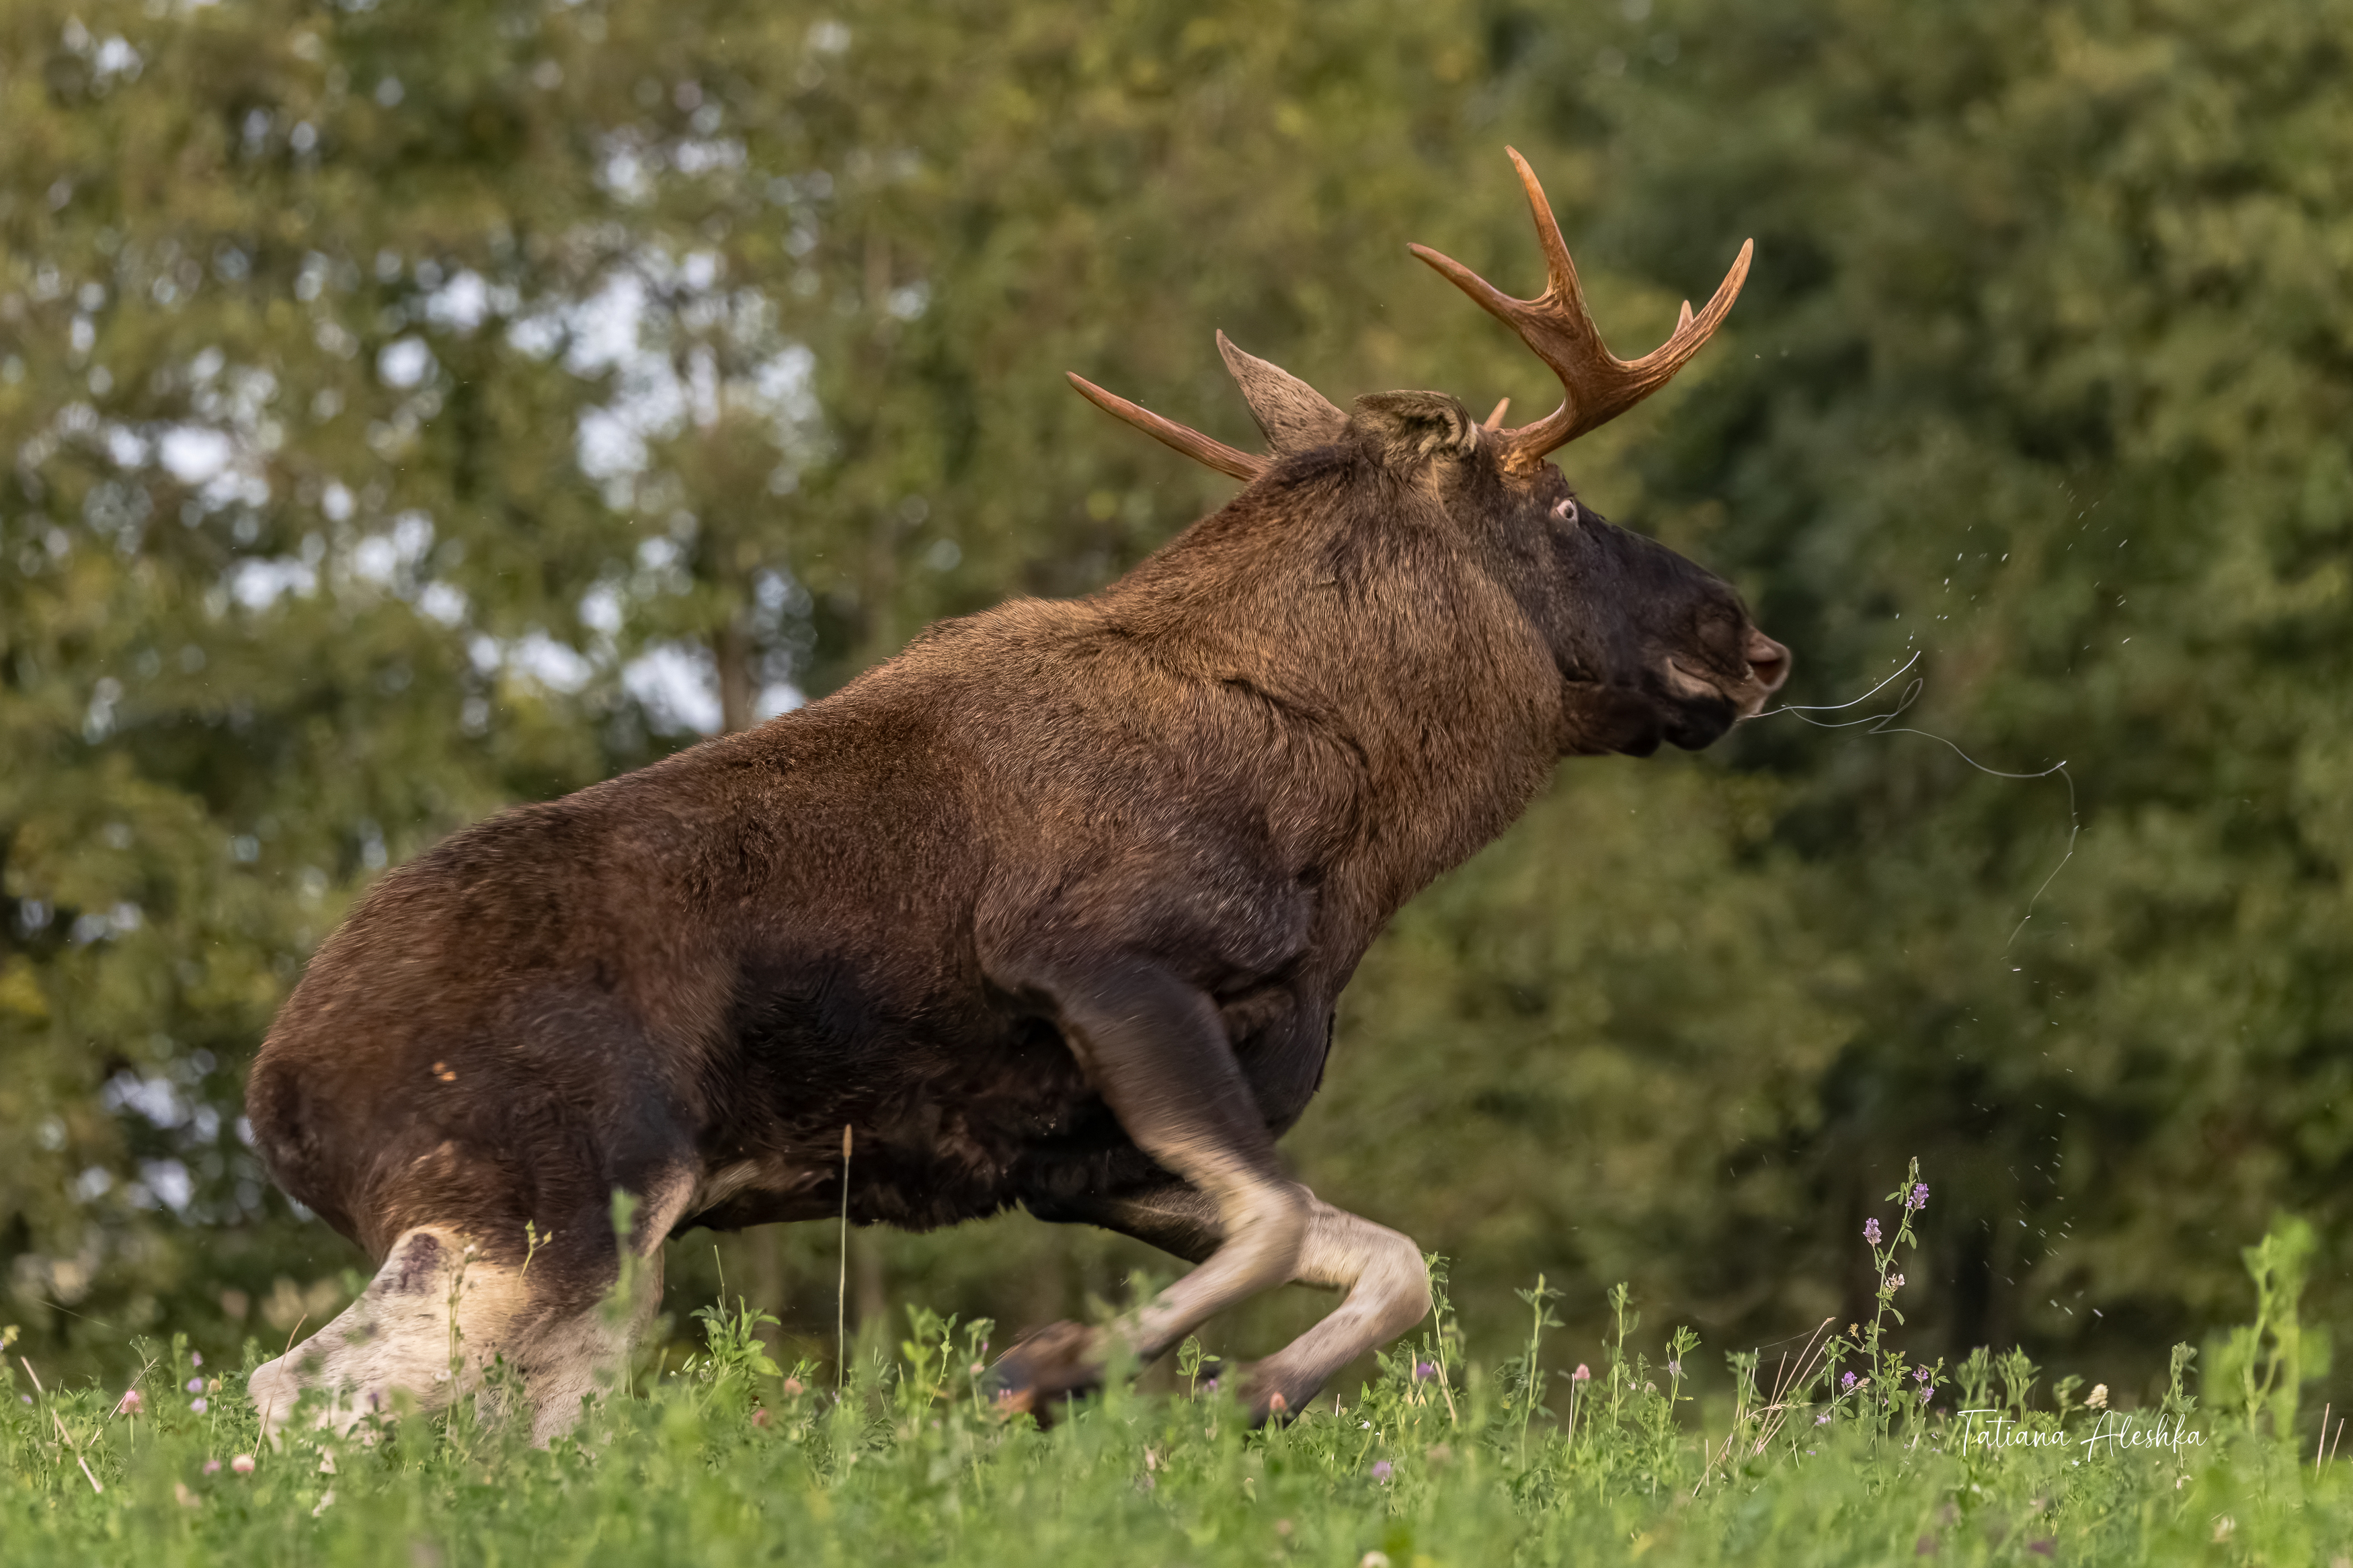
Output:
190,1352,203,1368
1864,1217,1882,1246
1412,1360,1438,1383
1815,1411,1832,1426
1371,1460,1394,1482
1907,1183,1930,1212
1570,1364,1591,1383
187,1376,206,1394
231,1454,256,1475
1842,1371,1858,1391
2087,1383,2109,1411
114,1389,144,1417
190,1397,208,1414
1884,1272,1906,1292
1667,1360,1681,1378
1914,1366,1931,1383
781,1377,805,1397
1267,1393,1288,1414
202,1459,221,1476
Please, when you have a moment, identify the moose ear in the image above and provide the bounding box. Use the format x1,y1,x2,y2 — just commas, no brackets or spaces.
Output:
1216,332,1347,455
1350,391,1482,467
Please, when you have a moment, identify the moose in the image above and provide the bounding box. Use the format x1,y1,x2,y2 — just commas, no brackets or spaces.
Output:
245,149,1788,1442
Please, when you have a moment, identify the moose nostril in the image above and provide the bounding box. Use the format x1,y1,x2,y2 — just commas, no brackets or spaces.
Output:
1745,630,1791,693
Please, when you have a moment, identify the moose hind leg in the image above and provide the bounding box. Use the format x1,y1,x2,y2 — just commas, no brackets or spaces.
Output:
247,1173,688,1446
247,1227,527,1442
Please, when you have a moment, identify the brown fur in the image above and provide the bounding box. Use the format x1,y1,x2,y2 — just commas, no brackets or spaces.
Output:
246,384,1787,1433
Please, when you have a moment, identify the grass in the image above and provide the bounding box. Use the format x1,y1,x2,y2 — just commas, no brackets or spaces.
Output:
4,1181,2348,1567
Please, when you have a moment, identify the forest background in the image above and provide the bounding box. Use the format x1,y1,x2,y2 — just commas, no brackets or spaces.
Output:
2,0,2346,1411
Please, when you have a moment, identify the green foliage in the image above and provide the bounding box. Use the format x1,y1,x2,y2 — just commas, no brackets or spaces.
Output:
1,1243,2348,1567
2208,1213,2334,1438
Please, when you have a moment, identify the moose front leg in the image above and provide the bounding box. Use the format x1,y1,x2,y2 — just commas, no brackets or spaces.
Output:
992,960,1310,1416
1029,1181,1432,1421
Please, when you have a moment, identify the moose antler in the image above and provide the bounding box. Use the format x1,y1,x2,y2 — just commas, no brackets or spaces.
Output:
1066,372,1268,482
1410,147,1752,471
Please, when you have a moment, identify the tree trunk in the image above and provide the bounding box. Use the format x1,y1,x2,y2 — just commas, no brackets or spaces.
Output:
714,620,757,734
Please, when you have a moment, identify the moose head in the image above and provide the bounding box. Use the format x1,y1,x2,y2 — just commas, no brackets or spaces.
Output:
1070,147,1788,759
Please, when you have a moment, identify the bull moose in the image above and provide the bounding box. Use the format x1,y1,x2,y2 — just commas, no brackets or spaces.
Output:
245,149,1788,1442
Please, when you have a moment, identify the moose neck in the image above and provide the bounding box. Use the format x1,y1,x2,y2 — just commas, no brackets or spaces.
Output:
1096,456,1564,928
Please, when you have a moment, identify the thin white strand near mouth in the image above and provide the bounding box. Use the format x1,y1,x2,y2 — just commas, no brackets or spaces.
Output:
1749,649,1920,721
1744,647,2077,953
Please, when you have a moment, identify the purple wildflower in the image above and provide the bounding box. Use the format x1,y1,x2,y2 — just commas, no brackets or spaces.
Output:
1919,1387,1933,1404
1907,1183,1929,1212
1864,1217,1882,1246
114,1389,144,1417
1815,1411,1832,1426
202,1458,221,1476
187,1376,206,1394
190,1352,203,1368
1885,1272,1906,1292
1667,1360,1681,1378
1371,1460,1394,1482
1413,1361,1438,1383
190,1397,208,1415
1842,1371,1858,1391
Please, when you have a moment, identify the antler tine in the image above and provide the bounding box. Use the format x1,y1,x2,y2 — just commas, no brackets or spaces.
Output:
1066,372,1267,483
1408,147,1753,468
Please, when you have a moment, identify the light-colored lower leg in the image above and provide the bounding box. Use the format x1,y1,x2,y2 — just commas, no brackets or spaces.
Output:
248,1227,526,1444
1066,1184,1429,1413
512,1244,663,1445
994,1169,1306,1415
1250,1200,1432,1408
249,1180,683,1447
1121,1165,1308,1361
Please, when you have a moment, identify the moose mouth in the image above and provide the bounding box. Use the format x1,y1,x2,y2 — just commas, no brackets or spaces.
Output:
1664,634,1790,723
1663,657,1764,720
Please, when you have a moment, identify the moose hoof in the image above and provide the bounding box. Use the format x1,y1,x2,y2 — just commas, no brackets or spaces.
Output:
1246,1380,1302,1428
990,1321,1101,1424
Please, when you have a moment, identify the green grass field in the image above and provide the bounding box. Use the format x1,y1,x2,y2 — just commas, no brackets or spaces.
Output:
6,1210,2347,1568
